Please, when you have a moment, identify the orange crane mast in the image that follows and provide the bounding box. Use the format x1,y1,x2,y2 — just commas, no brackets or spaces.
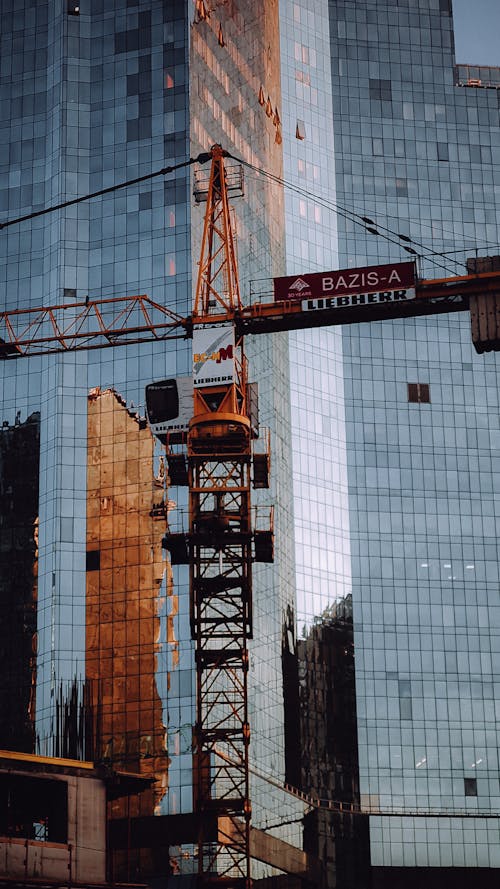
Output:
169,144,268,888
148,145,272,887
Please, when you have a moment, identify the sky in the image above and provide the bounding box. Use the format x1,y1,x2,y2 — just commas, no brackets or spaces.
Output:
452,0,500,65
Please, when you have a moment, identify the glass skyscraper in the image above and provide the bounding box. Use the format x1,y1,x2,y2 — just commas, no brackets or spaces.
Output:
0,0,302,882
282,0,500,884
2,0,500,886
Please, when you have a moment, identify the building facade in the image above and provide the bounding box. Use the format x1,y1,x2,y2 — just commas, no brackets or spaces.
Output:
2,0,500,885
282,0,500,884
0,0,302,883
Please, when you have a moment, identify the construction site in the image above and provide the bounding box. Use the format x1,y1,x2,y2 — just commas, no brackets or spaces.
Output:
2,140,500,887
2,1,500,887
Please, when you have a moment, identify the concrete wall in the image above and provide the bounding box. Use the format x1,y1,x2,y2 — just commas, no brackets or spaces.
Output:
0,770,106,884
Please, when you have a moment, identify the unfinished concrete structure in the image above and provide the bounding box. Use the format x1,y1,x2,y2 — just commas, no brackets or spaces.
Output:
0,749,148,887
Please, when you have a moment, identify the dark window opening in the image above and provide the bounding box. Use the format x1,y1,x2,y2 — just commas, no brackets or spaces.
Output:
67,1,80,14
139,191,152,210
0,774,68,843
127,119,139,142
86,550,100,571
408,382,430,403
127,74,139,96
464,777,477,797
369,78,392,101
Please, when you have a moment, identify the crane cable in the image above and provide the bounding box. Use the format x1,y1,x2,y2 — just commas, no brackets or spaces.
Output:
0,148,497,282
228,152,472,278
0,153,213,231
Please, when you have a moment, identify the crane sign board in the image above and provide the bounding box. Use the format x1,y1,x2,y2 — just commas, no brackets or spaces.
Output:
192,323,236,388
273,261,416,312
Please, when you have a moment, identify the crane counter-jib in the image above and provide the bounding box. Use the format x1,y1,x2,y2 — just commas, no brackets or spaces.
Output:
189,265,500,349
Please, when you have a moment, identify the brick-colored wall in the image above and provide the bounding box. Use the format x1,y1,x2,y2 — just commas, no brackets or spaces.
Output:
86,388,172,819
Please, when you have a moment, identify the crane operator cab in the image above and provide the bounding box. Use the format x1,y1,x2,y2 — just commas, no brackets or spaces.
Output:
145,377,193,444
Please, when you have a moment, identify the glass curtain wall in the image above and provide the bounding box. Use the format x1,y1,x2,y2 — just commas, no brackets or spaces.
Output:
0,0,190,793
281,0,500,876
0,0,302,880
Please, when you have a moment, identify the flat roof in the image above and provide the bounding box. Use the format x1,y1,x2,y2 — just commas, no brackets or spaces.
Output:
0,750,152,799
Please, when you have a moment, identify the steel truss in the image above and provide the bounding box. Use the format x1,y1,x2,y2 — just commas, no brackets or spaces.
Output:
7,142,500,886
0,295,185,357
186,391,255,887
186,145,260,887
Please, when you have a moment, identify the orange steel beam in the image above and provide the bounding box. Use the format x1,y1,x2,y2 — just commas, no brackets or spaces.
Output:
193,144,242,318
188,146,253,888
416,269,500,296
3,270,500,359
0,295,187,358
233,269,500,336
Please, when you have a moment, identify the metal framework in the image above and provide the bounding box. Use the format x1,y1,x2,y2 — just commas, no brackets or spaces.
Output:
3,271,500,360
189,425,253,887
0,295,185,358
188,148,252,886
161,146,273,886
4,144,500,886
194,144,242,318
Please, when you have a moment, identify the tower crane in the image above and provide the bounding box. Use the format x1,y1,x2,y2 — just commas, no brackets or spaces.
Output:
154,144,269,888
2,145,500,887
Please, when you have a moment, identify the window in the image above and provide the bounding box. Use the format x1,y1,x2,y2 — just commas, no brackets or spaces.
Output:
399,679,412,719
408,383,430,403
464,777,477,796
296,119,306,141
294,42,309,64
369,79,392,101
400,698,412,719
395,177,408,197
296,69,311,86
86,550,100,571
67,1,80,14
0,775,68,843
437,142,449,161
